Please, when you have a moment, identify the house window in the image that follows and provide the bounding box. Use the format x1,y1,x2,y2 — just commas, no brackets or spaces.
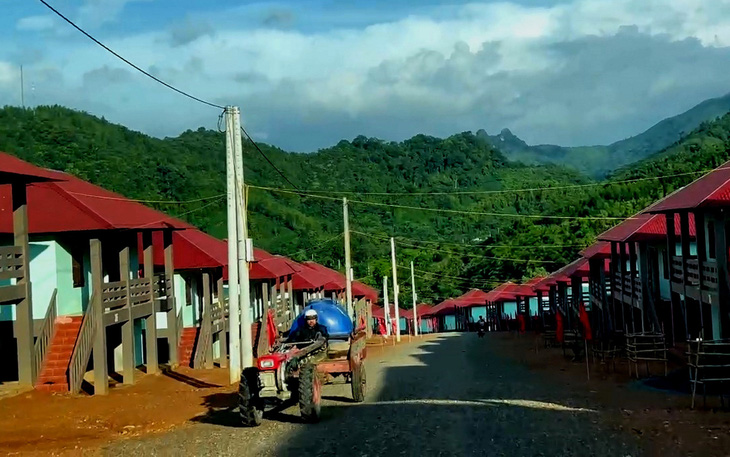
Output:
708,221,716,260
661,251,669,280
72,247,85,288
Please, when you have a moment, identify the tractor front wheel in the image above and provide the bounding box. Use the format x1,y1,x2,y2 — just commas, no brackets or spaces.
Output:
238,367,264,427
351,361,366,402
298,364,321,423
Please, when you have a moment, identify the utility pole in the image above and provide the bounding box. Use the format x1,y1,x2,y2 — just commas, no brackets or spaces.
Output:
225,107,241,383
343,198,353,318
411,261,418,336
390,237,401,342
383,276,391,336
231,107,254,370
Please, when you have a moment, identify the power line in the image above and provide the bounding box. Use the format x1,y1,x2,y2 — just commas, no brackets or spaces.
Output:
38,0,224,110
248,185,630,221
278,233,343,258
352,230,590,250
67,191,226,204
245,167,728,197
241,127,300,191
354,231,563,264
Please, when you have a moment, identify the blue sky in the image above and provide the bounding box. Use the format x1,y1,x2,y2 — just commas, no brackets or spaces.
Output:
2,0,730,151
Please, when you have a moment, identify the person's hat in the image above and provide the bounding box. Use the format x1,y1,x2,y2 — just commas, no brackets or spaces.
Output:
305,309,318,319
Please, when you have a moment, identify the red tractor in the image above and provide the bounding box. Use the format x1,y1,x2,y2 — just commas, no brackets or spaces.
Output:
238,301,367,426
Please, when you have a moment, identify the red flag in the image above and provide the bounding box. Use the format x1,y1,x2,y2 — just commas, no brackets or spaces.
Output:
556,310,564,343
517,314,526,333
377,318,387,335
266,310,278,349
579,303,592,340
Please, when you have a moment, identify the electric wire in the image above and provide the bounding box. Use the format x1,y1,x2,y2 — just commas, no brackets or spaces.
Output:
38,0,225,110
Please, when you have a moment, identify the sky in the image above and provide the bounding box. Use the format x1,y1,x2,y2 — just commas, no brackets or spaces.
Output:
2,0,730,151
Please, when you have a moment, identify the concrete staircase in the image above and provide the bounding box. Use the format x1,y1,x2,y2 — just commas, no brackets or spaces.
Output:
35,316,82,393
178,327,198,367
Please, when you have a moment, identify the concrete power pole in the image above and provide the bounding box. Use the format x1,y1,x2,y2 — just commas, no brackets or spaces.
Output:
411,261,418,336
383,276,391,336
231,107,254,370
343,198,353,318
390,237,401,342
225,107,241,383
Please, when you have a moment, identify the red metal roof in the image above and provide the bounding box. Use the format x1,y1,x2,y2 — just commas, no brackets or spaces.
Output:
142,229,227,271
425,298,460,316
352,281,379,303
454,289,490,306
416,304,433,317
249,257,297,281
485,283,521,303
0,171,190,234
0,152,62,183
557,257,590,279
301,262,346,291
646,160,730,212
597,213,695,243
371,305,410,319
581,242,611,259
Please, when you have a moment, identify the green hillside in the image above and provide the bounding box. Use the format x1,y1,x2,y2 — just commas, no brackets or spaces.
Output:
478,92,730,177
2,105,730,305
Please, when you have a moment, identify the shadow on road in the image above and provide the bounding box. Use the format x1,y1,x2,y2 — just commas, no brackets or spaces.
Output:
271,333,640,456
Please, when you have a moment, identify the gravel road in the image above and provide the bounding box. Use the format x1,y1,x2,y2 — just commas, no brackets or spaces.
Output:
104,333,641,456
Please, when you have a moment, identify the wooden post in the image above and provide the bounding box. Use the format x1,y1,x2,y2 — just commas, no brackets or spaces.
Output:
203,271,214,369
713,212,730,338
680,212,691,340
217,273,228,368
262,282,269,314
91,238,108,395
163,230,178,367
628,241,639,334
366,299,373,338
11,183,34,386
119,241,135,385
287,275,294,321
665,212,678,345
639,242,657,333
695,211,707,338
618,242,628,332
142,231,158,374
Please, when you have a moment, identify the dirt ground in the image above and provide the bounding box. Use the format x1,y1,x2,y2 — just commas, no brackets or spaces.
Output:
3,332,730,456
491,331,730,457
0,337,407,457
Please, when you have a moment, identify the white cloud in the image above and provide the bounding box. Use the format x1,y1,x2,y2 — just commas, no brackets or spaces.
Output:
16,15,56,32
3,0,730,152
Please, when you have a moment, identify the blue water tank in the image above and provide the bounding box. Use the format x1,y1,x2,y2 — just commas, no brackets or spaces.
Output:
289,299,353,338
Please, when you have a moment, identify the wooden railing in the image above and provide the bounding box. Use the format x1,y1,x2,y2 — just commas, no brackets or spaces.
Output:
102,280,128,310
671,256,719,290
211,300,229,326
153,274,171,299
0,246,25,305
0,245,24,280
69,291,100,394
193,317,212,369
128,277,152,307
33,289,58,383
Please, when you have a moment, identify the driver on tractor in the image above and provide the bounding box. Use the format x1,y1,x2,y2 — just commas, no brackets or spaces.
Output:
288,308,330,343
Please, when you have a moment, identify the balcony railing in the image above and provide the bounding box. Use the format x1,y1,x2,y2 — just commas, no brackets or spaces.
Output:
0,246,25,305
671,256,719,291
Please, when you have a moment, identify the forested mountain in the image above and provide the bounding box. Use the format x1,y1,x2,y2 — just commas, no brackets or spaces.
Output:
1,105,730,304
478,92,730,177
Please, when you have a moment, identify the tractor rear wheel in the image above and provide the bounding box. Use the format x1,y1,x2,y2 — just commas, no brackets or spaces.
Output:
298,364,321,423
351,361,366,402
238,367,264,427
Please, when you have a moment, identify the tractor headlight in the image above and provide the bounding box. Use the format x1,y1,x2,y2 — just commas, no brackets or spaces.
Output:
259,359,275,369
